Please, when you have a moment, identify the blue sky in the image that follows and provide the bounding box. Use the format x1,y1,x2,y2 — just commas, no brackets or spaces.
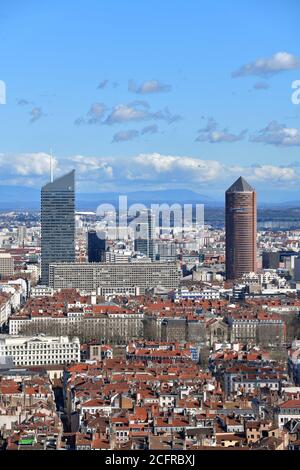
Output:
0,0,300,202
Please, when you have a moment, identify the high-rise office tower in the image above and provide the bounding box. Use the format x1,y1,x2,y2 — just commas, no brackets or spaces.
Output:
155,240,177,262
17,226,27,246
225,176,257,280
294,256,300,282
134,209,156,261
88,229,106,262
41,170,75,285
262,251,280,270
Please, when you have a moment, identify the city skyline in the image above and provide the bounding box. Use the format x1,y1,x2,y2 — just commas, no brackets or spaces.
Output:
0,1,300,203
1,1,300,457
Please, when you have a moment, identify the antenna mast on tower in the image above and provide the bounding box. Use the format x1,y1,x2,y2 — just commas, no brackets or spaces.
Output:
50,148,54,182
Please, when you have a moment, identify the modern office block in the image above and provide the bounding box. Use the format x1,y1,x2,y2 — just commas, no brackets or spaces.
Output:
49,262,180,294
262,251,280,270
134,209,156,261
87,229,106,262
41,170,75,285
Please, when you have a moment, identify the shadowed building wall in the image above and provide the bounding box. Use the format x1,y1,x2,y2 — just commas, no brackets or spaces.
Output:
88,229,106,262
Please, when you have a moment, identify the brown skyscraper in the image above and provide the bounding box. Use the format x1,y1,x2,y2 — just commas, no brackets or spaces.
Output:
225,176,257,280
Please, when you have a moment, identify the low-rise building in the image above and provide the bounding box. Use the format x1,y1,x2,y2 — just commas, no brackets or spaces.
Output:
0,334,80,366
275,400,300,428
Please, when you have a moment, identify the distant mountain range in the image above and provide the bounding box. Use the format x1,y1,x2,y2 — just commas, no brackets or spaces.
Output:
0,186,220,211
0,184,300,211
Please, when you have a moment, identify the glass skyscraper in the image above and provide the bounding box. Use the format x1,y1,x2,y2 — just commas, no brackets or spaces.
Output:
134,209,156,261
88,229,106,262
41,170,75,285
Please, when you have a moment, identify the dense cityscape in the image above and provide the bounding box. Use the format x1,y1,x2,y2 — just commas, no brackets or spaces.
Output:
1,0,299,462
0,170,300,452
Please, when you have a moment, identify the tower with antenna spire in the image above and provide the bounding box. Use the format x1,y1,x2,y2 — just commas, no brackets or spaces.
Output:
49,148,54,183
40,170,75,285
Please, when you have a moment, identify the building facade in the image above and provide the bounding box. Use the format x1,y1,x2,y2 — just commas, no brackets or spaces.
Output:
41,170,75,285
226,316,286,346
0,253,14,278
87,230,106,262
0,334,80,366
9,312,144,344
48,262,180,294
134,209,156,261
262,251,280,270
225,176,257,280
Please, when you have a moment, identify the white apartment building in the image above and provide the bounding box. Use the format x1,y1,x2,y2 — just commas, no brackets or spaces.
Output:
242,270,286,287
0,334,80,366
276,400,300,428
173,287,220,301
31,285,54,298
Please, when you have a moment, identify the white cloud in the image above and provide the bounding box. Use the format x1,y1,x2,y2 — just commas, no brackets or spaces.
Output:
15,153,57,176
1,152,299,191
133,153,224,182
75,102,107,125
129,79,171,94
127,100,150,109
196,118,247,143
112,130,139,143
130,153,300,186
68,155,113,177
29,107,46,123
105,104,181,125
0,152,57,176
232,52,300,78
250,165,298,182
87,103,107,123
141,124,159,135
250,121,300,146
75,101,181,127
105,105,149,125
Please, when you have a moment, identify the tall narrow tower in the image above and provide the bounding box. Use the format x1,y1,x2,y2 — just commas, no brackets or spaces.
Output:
41,170,75,285
225,176,257,280
134,209,156,261
87,229,106,262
